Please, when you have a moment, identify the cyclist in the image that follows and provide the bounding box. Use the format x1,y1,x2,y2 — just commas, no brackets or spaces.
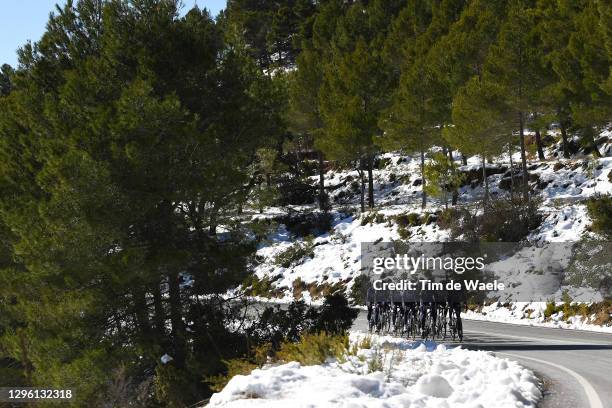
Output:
366,285,376,323
419,288,434,338
402,287,418,336
447,282,466,341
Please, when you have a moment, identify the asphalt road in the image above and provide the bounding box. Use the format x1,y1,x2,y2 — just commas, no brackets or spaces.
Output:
352,312,612,408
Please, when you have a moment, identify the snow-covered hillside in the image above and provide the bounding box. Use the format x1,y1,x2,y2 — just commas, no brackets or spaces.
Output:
207,332,541,408
238,130,612,330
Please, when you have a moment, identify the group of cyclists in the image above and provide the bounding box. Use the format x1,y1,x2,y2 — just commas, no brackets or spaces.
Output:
366,285,465,341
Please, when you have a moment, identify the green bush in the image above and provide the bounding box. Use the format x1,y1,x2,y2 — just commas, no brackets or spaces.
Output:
586,195,612,237
395,212,421,228
273,237,315,268
544,301,557,318
314,293,359,334
449,198,542,242
249,218,279,242
397,225,411,240
206,344,271,393
436,207,458,230
280,213,333,237
276,332,348,365
350,274,370,305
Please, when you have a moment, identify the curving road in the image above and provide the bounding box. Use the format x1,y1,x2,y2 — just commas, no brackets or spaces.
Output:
352,312,612,408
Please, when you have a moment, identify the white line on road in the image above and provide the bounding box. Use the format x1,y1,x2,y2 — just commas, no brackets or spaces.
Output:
464,329,611,346
499,352,604,408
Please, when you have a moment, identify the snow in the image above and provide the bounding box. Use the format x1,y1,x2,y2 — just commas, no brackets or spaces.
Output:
240,129,612,327
206,332,541,408
464,302,612,333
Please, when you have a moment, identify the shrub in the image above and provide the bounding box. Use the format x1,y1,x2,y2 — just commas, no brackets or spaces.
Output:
206,344,271,393
397,225,410,240
292,277,307,300
358,335,372,349
586,195,612,237
395,212,421,228
249,218,278,241
273,237,315,268
436,208,458,230
276,332,348,366
350,274,370,305
242,275,274,297
450,199,542,242
276,175,317,205
313,293,359,334
478,198,542,242
360,211,376,225
367,348,384,373
280,212,333,237
544,301,557,318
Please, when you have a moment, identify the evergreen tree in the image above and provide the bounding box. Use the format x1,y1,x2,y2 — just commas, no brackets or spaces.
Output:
223,0,316,69
484,0,548,201
0,64,13,96
318,0,399,211
0,1,281,405
288,1,350,211
446,76,513,203
537,0,610,158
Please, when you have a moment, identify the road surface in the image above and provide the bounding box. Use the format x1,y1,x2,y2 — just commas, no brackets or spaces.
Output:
352,312,612,408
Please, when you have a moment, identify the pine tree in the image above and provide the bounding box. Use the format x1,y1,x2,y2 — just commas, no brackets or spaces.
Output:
446,76,513,203
0,1,281,405
484,0,548,201
537,0,610,158
0,64,13,96
379,62,443,209
317,1,396,211
430,0,508,166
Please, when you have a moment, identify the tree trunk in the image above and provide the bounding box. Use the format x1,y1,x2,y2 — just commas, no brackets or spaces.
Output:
168,271,186,367
448,149,458,205
535,129,545,160
420,150,426,209
584,127,602,158
358,161,365,213
367,155,374,208
461,155,468,166
133,289,151,337
209,209,217,235
518,112,529,201
482,154,489,204
153,281,166,338
508,142,515,200
317,151,326,211
560,122,570,159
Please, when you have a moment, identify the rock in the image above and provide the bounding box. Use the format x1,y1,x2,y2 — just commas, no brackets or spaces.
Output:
413,178,422,186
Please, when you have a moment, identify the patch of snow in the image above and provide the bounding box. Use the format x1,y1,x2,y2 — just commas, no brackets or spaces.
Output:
464,302,612,333
207,332,541,408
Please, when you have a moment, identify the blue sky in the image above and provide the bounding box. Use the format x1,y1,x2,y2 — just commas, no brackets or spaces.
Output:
1,1,227,67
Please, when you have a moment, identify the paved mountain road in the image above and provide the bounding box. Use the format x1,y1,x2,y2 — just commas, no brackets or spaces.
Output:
352,312,612,408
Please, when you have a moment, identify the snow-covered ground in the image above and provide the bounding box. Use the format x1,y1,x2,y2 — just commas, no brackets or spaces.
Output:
207,332,541,408
238,130,612,329
464,302,612,333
